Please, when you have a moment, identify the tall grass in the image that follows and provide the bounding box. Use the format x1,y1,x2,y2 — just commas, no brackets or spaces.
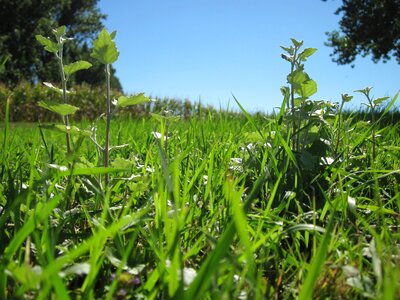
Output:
1,33,399,299
1,98,399,298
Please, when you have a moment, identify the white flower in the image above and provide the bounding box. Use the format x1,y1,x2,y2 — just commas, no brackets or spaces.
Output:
246,143,255,150
183,268,197,286
230,158,242,164
320,157,334,165
151,131,166,141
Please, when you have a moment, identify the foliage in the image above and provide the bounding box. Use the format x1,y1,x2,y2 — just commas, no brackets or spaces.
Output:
0,37,399,299
0,83,225,122
0,0,122,90
36,26,93,152
324,0,400,65
35,26,150,187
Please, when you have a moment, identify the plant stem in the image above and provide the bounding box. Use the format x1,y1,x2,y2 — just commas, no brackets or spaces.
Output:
289,47,299,151
57,45,71,153
104,63,111,186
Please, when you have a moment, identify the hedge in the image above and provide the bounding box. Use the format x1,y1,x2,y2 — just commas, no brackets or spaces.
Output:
0,82,218,122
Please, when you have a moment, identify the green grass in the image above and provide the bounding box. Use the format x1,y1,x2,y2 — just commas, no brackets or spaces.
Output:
0,103,400,299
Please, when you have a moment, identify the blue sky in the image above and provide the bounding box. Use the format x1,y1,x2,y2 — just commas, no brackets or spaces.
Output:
98,0,399,113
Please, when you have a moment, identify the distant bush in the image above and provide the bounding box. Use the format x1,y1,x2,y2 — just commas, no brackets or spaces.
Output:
0,82,112,122
0,83,238,122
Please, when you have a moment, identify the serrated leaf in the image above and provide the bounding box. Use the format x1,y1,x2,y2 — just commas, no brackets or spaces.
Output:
298,48,317,61
38,100,79,116
90,28,119,64
40,124,91,137
116,93,150,108
64,61,92,77
36,35,59,53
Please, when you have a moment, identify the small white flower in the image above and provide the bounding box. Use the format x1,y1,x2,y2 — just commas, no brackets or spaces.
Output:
146,166,154,173
151,131,166,141
230,158,242,164
183,268,197,286
246,143,255,150
264,142,272,148
320,157,334,165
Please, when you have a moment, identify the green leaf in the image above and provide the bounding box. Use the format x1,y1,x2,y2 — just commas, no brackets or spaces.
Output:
341,93,353,103
290,38,303,48
373,96,389,107
280,45,294,55
90,28,119,64
287,69,308,87
299,79,317,98
36,35,59,53
42,81,69,94
116,93,151,108
150,113,180,122
281,54,293,62
110,30,117,39
111,157,134,169
298,209,335,300
298,48,317,61
6,262,41,290
52,26,66,40
38,100,79,116
355,87,372,96
64,61,92,77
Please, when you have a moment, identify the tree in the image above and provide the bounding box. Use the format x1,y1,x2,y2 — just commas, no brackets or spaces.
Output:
325,0,400,65
0,0,122,90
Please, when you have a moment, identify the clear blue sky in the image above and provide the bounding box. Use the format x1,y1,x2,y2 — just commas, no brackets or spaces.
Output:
98,0,399,113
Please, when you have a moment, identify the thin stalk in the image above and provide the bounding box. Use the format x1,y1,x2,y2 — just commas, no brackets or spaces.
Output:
334,100,345,155
56,44,71,153
289,47,299,151
104,63,111,186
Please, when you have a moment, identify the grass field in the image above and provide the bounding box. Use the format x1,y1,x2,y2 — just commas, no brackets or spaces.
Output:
1,99,400,299
1,32,399,299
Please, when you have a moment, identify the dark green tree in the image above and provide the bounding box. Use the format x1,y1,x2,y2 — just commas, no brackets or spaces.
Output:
0,0,122,90
325,0,400,65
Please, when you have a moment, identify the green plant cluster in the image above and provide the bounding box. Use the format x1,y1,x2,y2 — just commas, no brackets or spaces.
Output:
0,32,399,299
